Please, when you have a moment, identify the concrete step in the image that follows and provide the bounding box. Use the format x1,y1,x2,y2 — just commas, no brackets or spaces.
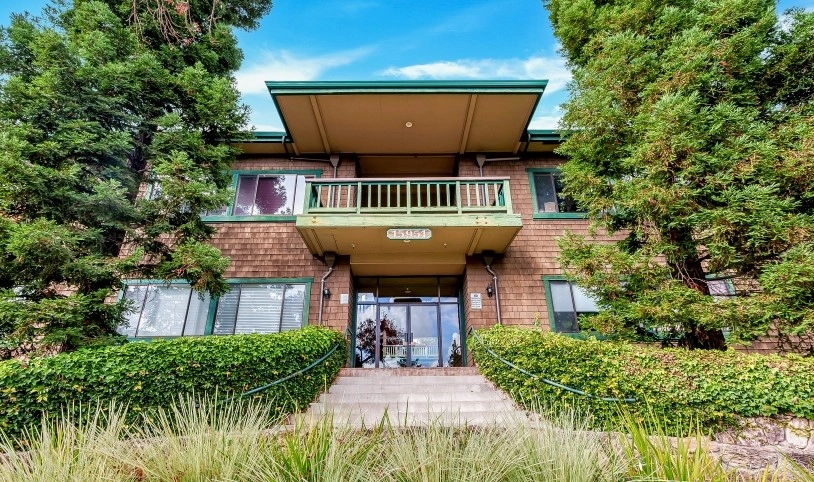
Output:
292,410,530,428
331,375,488,385
319,391,508,404
298,368,528,428
308,400,518,414
326,383,495,395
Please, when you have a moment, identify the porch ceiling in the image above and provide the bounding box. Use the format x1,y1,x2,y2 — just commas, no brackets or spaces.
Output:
266,81,547,156
296,214,522,275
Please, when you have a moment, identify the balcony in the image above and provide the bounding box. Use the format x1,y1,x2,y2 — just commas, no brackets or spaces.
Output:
296,177,523,275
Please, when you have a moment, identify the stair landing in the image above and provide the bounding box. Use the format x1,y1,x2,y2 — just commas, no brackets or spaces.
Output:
295,367,530,427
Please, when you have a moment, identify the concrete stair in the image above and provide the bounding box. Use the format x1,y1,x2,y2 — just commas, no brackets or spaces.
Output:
294,367,530,427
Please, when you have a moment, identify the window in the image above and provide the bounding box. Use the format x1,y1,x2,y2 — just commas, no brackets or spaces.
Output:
145,178,163,200
707,277,736,301
527,168,585,219
202,170,320,221
120,283,210,337
544,279,599,333
119,280,310,338
212,283,306,334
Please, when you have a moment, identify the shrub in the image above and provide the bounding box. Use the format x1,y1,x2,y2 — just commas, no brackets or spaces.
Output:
0,327,346,441
469,325,814,431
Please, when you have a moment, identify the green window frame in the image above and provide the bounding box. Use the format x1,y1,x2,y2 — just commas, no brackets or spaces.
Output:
202,169,322,222
119,278,313,339
526,168,586,219
542,276,599,333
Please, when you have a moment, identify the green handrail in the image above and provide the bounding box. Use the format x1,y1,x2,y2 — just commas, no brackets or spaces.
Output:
221,343,342,404
468,328,636,403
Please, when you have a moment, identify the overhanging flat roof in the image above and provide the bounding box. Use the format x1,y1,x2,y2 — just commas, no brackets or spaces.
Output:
265,80,548,155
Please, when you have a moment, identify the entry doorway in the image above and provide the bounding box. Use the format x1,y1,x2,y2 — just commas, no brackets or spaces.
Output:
353,277,464,368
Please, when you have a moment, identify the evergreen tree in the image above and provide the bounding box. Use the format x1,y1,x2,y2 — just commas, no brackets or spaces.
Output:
547,0,814,349
0,0,271,357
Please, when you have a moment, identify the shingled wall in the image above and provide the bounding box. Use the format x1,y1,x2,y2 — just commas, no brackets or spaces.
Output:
457,155,617,332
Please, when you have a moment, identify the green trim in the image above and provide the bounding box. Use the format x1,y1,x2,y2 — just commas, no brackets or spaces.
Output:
522,94,544,134
302,280,312,329
458,285,468,367
350,290,359,367
526,168,588,220
204,297,218,335
527,130,572,143
243,131,289,143
541,275,563,333
266,80,549,95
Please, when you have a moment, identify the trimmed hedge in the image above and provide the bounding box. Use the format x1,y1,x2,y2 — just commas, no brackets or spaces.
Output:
0,327,346,440
470,326,814,431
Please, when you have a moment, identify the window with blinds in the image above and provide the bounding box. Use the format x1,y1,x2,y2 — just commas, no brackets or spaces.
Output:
119,280,308,338
213,283,306,334
119,284,210,337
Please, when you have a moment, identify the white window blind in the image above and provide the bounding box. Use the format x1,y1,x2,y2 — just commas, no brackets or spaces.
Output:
213,283,306,334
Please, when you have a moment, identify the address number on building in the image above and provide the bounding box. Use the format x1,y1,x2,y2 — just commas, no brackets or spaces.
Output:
387,228,432,240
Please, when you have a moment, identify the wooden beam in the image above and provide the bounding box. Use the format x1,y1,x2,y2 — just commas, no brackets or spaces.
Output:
309,95,332,153
458,94,478,154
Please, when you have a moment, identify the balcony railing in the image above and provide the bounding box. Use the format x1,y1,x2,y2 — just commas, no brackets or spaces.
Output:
302,177,514,215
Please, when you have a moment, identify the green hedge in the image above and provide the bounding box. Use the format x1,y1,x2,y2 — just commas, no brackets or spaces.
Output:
470,326,814,431
0,327,346,440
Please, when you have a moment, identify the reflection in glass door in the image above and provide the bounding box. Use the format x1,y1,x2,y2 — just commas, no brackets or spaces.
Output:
379,305,408,368
353,277,463,369
407,305,440,368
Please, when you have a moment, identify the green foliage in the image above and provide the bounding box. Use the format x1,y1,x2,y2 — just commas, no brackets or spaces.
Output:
470,326,814,432
0,0,271,356
0,327,346,443
620,411,732,481
547,0,814,348
0,400,629,481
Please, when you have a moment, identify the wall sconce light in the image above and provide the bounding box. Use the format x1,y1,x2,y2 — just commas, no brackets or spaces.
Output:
486,284,494,298
322,287,331,299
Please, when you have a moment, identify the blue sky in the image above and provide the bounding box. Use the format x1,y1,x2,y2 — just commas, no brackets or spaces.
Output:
2,0,812,132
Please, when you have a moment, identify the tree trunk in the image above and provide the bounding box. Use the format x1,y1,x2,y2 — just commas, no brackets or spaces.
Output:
667,231,727,350
681,324,727,350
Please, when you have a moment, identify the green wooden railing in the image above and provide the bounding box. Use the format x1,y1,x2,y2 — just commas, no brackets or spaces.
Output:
302,177,514,215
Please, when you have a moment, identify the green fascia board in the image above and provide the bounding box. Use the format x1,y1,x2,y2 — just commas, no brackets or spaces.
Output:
235,131,289,143
526,129,572,143
296,213,523,229
265,80,549,95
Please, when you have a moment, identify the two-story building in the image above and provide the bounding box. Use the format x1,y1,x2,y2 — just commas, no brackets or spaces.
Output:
120,80,609,367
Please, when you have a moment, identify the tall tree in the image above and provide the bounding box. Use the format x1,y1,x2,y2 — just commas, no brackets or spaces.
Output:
547,0,814,349
0,0,271,358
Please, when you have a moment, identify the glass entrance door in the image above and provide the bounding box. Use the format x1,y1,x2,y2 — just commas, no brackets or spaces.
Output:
353,277,462,369
374,304,440,368
407,305,441,368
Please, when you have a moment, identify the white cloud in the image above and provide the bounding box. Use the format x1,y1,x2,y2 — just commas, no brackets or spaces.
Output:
527,115,562,130
236,47,374,95
381,55,572,94
527,106,564,130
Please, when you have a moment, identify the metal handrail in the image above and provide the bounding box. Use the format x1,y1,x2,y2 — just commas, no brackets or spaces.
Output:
221,343,342,404
468,327,636,403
